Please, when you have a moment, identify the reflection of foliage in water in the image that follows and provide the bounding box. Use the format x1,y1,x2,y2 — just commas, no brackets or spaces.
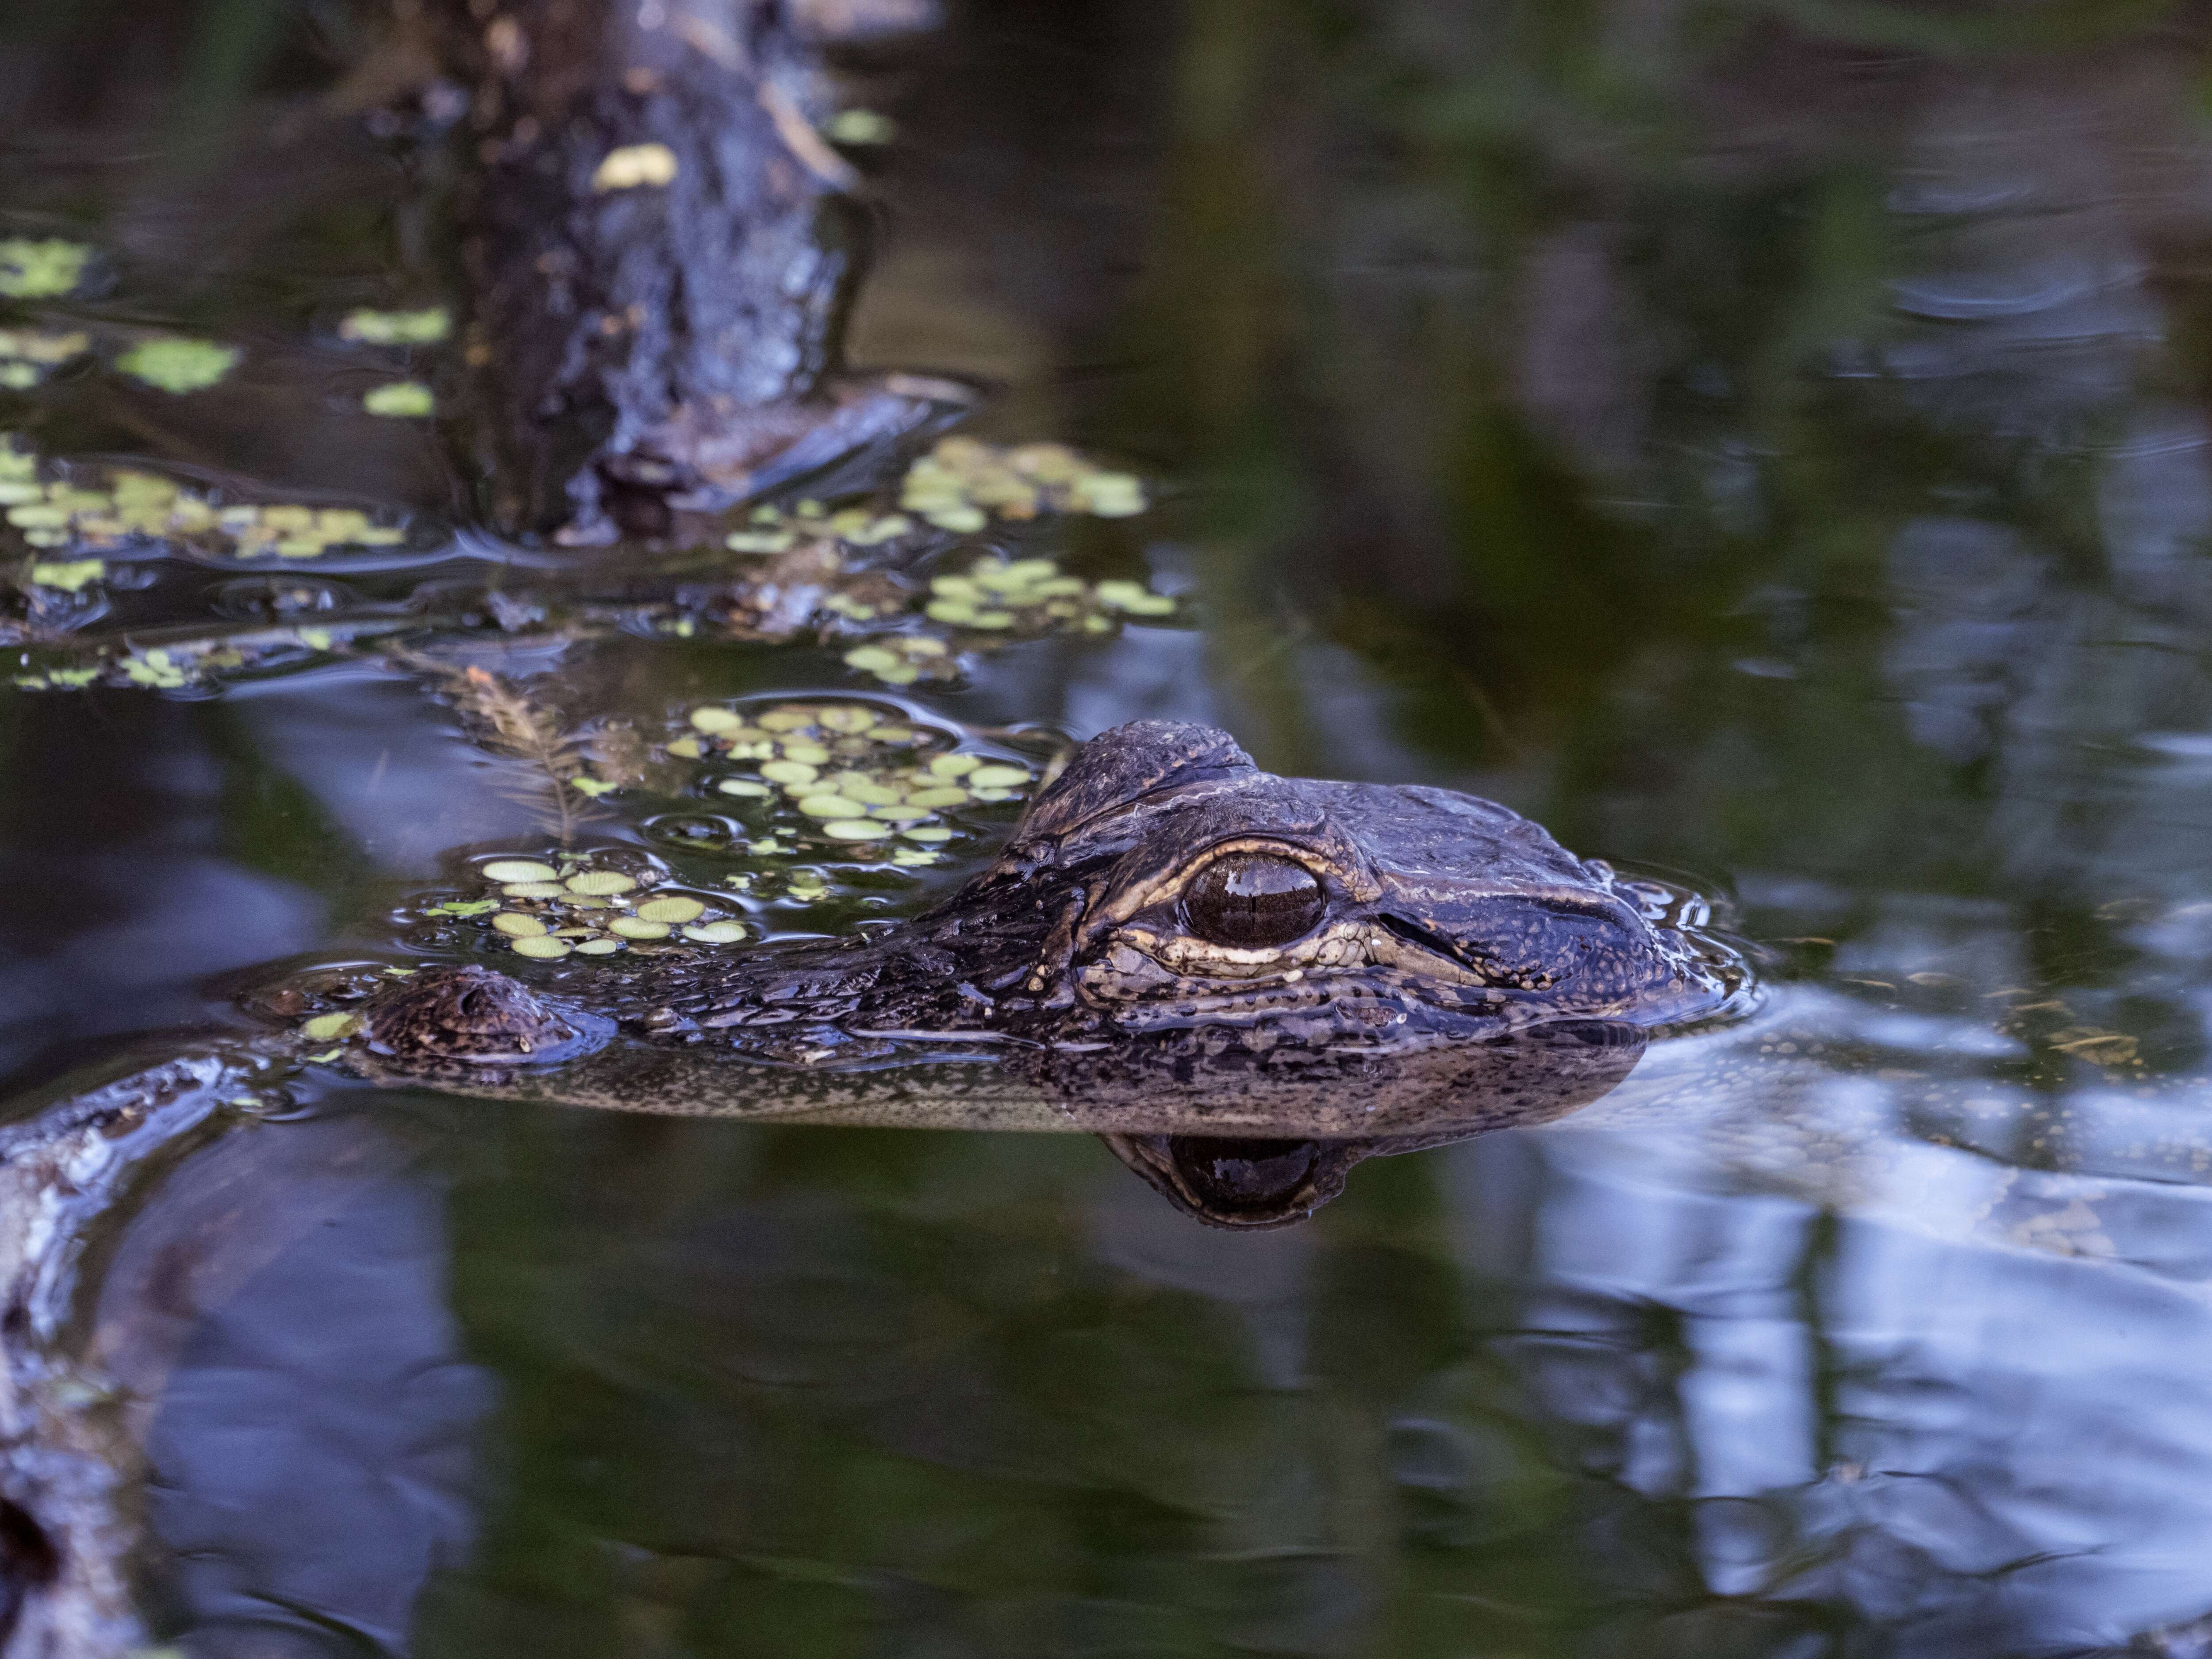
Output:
1098,0,2212,1069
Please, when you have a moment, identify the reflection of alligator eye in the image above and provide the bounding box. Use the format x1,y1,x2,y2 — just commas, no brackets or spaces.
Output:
1182,853,1325,949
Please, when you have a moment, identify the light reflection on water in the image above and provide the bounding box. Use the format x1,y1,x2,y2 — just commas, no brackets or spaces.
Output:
12,0,2212,1653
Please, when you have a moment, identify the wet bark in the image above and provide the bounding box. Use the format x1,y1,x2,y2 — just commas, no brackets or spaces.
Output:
434,0,958,540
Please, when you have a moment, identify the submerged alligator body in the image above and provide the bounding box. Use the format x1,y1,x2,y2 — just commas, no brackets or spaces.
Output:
349,719,1743,1220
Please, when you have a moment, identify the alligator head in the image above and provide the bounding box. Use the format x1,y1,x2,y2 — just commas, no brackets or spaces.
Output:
347,719,1741,1225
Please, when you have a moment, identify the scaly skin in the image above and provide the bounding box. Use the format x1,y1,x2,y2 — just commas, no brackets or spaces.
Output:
347,719,1745,1224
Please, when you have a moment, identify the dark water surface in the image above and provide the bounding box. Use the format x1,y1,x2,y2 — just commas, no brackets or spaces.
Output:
11,2,2212,1655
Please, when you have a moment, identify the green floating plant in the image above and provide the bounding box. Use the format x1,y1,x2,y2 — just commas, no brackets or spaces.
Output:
0,328,89,388
0,239,91,300
116,337,239,395
673,698,1035,860
899,437,1148,531
339,307,450,345
363,381,434,418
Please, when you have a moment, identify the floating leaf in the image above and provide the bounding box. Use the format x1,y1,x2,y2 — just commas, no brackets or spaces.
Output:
339,307,450,345
116,337,240,394
565,870,637,895
363,380,435,418
0,240,91,300
899,436,1148,528
483,859,560,883
0,328,90,387
826,109,895,144
27,558,103,592
120,650,189,688
428,899,499,917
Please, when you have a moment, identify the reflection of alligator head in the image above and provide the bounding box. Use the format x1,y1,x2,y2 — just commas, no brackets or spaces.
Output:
350,719,1741,1222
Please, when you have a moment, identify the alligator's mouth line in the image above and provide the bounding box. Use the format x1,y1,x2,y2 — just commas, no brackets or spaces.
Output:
1093,918,1498,987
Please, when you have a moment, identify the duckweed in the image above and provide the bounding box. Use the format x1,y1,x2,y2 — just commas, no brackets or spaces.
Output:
363,381,435,418
116,337,239,394
899,436,1148,529
407,850,764,961
0,240,91,300
726,499,914,556
0,442,409,562
1094,579,1178,617
339,308,450,345
826,109,895,144
661,698,1042,872
483,859,559,882
0,328,89,389
841,635,952,687
27,558,104,592
922,556,1177,637
565,871,636,896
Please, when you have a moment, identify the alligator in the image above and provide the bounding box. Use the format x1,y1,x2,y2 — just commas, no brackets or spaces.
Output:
0,718,1740,1651
341,717,1743,1224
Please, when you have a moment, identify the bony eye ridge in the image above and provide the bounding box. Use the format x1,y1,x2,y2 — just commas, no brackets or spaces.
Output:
1180,851,1327,949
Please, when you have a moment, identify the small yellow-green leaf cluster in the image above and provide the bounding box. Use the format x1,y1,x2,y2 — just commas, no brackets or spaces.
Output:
826,109,895,145
10,666,98,690
899,437,1146,532
364,381,435,418
0,239,91,300
923,553,1176,632
27,557,104,592
116,336,239,394
434,854,751,960
120,649,198,688
0,328,88,389
840,634,953,687
726,498,914,555
339,307,451,345
0,448,407,557
674,699,1037,858
11,627,332,692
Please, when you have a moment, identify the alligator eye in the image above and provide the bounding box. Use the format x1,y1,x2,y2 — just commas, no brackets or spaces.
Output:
1182,853,1326,949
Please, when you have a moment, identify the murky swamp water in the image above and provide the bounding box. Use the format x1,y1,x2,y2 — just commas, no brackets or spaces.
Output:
10,2,2212,1654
